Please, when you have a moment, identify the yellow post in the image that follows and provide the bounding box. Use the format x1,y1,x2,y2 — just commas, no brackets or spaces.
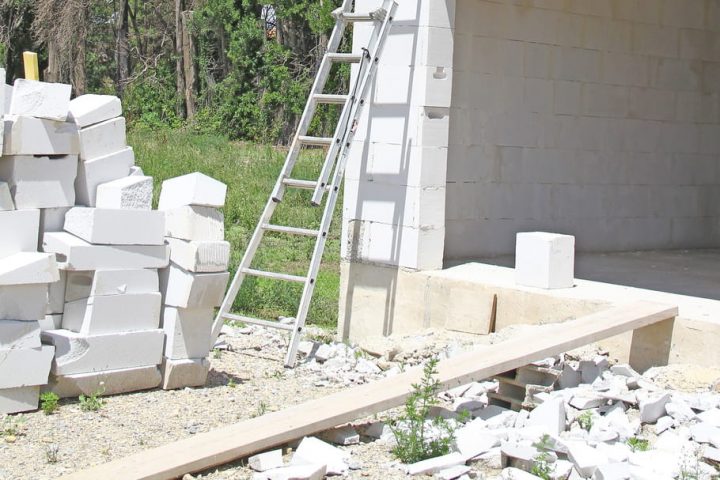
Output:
23,51,39,81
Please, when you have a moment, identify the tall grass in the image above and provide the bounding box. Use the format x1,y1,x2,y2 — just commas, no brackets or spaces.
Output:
128,127,341,329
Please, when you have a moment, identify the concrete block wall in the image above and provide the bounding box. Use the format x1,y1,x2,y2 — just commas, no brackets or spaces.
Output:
342,0,456,271
446,0,720,259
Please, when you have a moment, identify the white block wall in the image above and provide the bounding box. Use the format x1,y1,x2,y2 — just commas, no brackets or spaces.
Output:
445,0,720,258
342,0,455,271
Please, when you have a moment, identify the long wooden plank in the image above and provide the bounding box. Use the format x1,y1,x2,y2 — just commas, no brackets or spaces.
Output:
61,301,676,480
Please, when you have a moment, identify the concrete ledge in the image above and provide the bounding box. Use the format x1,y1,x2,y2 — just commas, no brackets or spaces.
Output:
339,261,720,367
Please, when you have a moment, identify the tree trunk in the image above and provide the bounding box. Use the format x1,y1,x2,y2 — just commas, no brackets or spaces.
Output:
116,0,131,97
181,10,197,119
175,0,187,119
73,37,86,96
45,40,61,83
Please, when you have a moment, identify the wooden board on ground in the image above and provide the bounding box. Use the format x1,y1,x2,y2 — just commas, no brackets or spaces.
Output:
61,300,677,480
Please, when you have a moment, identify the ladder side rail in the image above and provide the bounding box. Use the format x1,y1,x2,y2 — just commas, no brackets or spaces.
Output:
284,1,398,367
310,0,396,206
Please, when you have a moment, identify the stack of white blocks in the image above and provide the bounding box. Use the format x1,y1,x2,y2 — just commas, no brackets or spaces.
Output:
40,92,170,398
0,70,68,413
158,173,230,390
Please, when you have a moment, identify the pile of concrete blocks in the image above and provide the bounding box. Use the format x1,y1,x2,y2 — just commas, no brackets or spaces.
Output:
157,173,230,390
0,75,231,409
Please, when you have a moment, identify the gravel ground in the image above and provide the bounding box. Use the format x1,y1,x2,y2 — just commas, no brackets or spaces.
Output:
1,323,718,480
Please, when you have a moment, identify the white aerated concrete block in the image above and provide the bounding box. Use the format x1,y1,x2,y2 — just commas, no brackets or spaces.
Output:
161,357,210,389
162,307,214,360
0,345,54,388
40,314,62,331
0,154,78,208
96,175,153,210
159,263,229,308
0,284,48,321
75,147,134,206
249,450,284,472
0,208,39,259
62,292,162,335
91,269,159,296
9,79,72,121
165,206,224,241
0,386,39,414
63,207,165,245
47,365,161,398
43,232,170,270
64,271,93,302
291,437,349,475
47,270,66,314
165,237,231,273
43,328,164,375
0,252,59,285
515,232,575,289
40,206,71,234
158,173,227,210
129,165,144,176
0,320,41,349
406,453,465,475
78,117,126,161
68,94,122,128
0,181,14,210
254,464,326,480
3,116,79,155
528,397,566,436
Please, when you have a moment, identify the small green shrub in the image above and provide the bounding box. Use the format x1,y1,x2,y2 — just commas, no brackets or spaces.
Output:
627,437,649,452
577,411,594,431
390,357,457,464
79,386,105,412
531,434,554,480
40,392,60,415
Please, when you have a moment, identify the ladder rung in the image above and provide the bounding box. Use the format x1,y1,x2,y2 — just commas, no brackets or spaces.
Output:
313,94,349,105
263,224,320,237
299,135,334,146
282,178,317,190
341,12,380,22
327,53,363,63
222,313,295,332
242,268,306,283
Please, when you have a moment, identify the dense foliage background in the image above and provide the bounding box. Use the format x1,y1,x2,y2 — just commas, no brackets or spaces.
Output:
0,0,350,143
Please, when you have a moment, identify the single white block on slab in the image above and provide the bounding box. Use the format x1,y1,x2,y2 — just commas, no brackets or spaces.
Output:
3,116,79,155
9,79,71,121
0,345,54,388
43,232,170,270
0,284,48,321
78,117,126,161
165,237,231,273
43,328,164,375
162,307,214,360
515,232,575,289
68,94,122,128
96,175,153,210
40,206,71,234
0,208,39,259
47,365,161,398
75,147,134,206
165,205,224,241
39,314,63,331
0,181,14,210
64,207,165,245
0,154,78,208
249,450,284,472
62,292,162,335
0,386,39,414
158,173,227,210
159,263,229,308
0,320,41,349
161,356,210,390
0,252,59,285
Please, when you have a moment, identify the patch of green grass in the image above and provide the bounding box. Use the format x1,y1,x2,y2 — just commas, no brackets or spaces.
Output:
129,128,341,330
78,386,104,412
627,437,649,452
39,392,60,415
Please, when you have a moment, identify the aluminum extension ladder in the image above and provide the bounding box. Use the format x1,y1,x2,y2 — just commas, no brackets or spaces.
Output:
211,0,398,367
